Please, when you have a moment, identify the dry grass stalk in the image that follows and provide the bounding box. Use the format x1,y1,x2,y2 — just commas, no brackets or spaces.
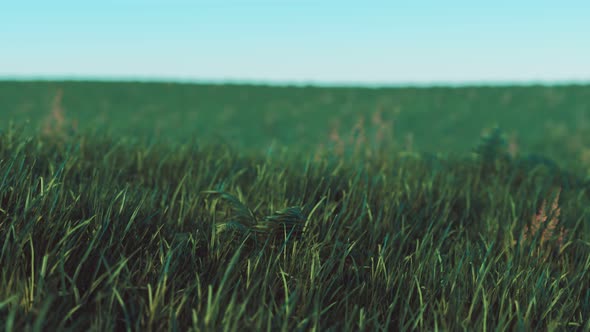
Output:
349,116,367,155
314,143,326,162
42,88,65,137
404,132,414,152
318,108,397,161
519,187,568,260
329,124,345,157
372,108,394,152
507,132,519,158
42,88,77,141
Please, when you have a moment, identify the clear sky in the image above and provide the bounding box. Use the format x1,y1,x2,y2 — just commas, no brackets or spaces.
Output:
1,1,589,85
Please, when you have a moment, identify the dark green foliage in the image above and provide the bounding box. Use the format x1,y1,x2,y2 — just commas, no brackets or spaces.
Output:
202,190,306,246
202,190,258,228
473,126,511,164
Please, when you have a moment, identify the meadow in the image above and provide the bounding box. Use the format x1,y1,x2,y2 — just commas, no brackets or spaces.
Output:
0,81,590,331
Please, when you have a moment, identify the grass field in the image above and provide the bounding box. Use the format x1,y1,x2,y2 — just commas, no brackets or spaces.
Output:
1,81,590,331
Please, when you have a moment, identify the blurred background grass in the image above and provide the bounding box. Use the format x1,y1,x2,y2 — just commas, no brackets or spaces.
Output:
1,81,589,172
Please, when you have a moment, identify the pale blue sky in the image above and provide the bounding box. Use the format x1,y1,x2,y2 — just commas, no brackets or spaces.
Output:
1,1,589,85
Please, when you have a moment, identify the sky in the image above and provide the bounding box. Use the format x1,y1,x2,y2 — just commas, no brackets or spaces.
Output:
1,1,589,85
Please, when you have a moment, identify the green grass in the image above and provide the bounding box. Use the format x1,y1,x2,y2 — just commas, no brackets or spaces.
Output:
1,81,590,331
2,81,590,169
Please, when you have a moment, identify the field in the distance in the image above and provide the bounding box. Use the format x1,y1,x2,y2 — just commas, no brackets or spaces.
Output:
0,81,589,331
2,81,590,169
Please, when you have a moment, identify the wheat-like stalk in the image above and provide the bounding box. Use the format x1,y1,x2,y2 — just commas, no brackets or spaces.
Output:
41,88,79,143
518,187,568,261
42,88,65,137
329,124,345,157
321,108,397,161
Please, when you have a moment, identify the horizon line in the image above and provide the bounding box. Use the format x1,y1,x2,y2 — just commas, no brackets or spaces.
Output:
1,74,589,89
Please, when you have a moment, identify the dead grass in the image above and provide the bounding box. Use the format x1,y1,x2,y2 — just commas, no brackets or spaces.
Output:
516,187,569,262
41,88,77,141
319,107,397,161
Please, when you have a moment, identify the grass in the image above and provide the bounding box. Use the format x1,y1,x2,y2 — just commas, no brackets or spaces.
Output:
3,81,590,168
0,81,590,330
